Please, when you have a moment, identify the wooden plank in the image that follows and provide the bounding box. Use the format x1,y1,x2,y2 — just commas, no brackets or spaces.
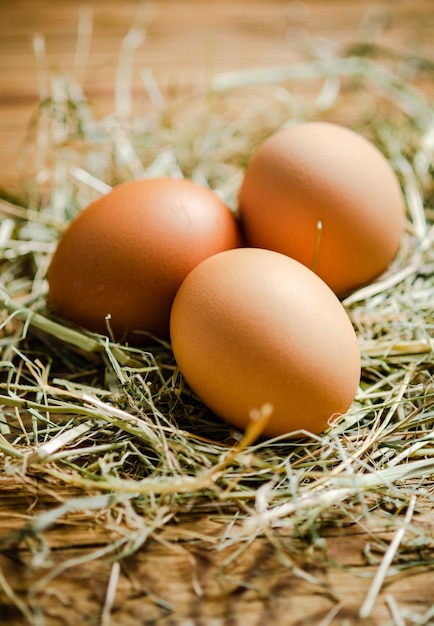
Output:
0,474,433,624
1,516,433,625
1,0,433,190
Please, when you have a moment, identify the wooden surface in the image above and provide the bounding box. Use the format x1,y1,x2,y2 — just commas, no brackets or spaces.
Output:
2,0,434,191
1,474,433,625
1,1,434,625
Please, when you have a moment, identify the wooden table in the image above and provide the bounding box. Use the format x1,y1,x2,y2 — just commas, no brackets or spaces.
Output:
2,0,433,192
1,1,433,624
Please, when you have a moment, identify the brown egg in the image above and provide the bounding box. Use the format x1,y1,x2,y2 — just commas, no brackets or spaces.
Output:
47,177,242,343
238,122,406,297
170,247,361,439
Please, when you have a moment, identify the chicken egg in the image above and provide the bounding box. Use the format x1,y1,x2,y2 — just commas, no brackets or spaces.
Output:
170,247,361,439
47,177,242,343
238,121,406,297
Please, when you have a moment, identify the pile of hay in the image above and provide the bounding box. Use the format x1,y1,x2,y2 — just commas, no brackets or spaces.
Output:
0,9,433,620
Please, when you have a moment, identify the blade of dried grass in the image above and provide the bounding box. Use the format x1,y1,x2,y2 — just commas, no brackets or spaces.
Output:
359,495,417,618
100,561,120,626
0,564,34,625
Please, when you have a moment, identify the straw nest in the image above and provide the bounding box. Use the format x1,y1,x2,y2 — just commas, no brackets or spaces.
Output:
0,7,433,621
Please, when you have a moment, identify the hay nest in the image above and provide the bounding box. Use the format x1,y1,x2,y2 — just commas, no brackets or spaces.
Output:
0,8,433,620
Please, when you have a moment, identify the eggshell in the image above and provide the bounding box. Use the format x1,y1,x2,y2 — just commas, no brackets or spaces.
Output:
47,177,242,343
238,121,406,297
170,247,361,438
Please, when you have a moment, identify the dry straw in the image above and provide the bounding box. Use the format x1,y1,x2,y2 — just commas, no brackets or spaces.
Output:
0,5,433,623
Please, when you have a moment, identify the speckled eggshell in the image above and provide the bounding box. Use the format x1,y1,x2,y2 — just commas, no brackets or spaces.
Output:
47,177,242,343
170,247,361,439
238,121,406,297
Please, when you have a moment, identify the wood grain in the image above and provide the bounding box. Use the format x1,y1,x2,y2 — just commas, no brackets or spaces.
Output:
0,472,433,625
1,0,434,190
